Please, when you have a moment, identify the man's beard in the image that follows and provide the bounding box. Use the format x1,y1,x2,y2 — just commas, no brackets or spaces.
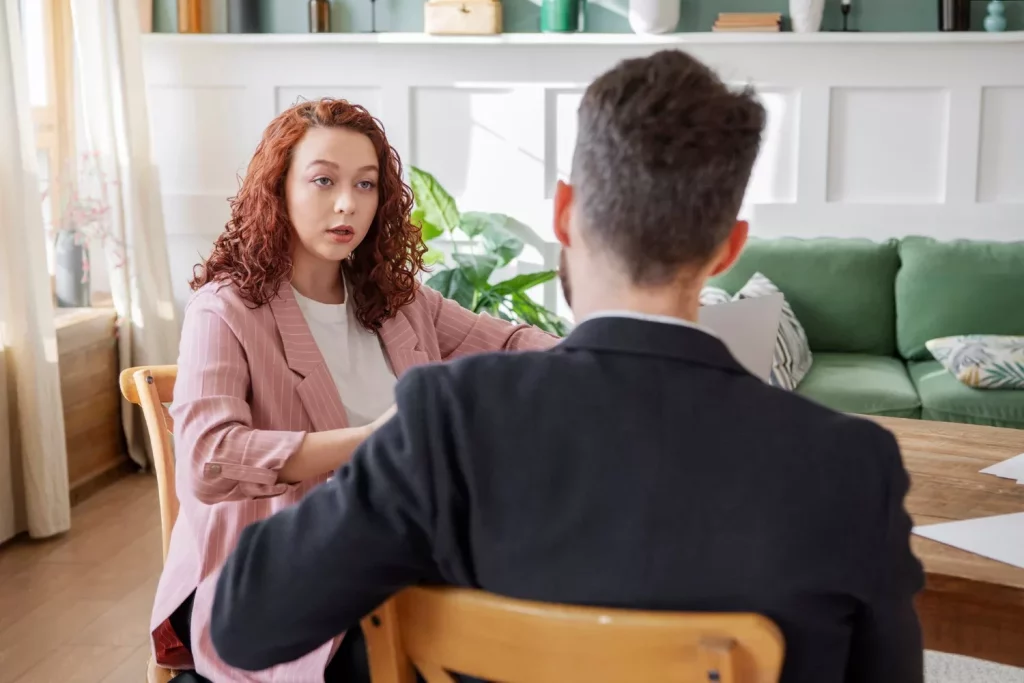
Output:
558,249,572,308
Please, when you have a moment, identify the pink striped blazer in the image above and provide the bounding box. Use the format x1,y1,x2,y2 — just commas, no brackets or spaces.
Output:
152,280,558,681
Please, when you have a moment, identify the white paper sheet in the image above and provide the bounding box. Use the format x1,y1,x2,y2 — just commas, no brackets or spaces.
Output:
913,513,1024,569
979,453,1024,484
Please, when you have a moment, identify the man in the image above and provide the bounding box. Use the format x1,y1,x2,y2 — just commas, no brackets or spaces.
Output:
211,50,924,682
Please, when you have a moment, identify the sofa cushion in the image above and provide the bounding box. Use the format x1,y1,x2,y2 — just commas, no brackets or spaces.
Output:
909,360,1024,429
926,335,1024,389
796,353,921,418
709,237,900,356
896,236,1024,362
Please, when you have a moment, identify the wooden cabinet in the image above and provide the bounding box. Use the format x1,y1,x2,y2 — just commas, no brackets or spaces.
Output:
54,306,128,500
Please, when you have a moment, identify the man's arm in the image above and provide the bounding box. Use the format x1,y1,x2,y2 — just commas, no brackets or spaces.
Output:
210,369,444,672
845,423,925,683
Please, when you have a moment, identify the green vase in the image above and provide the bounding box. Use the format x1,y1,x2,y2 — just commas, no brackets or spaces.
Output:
541,0,581,32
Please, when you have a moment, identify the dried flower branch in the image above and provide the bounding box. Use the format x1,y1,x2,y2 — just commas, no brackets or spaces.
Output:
42,151,128,282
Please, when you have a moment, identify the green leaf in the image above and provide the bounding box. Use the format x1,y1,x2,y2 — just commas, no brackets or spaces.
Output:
460,212,526,266
423,246,446,266
508,292,569,337
409,167,460,235
424,269,475,310
490,270,557,296
452,253,500,287
475,289,504,316
411,207,443,242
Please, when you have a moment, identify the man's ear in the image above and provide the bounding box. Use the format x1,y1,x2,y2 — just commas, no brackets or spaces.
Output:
553,180,573,248
709,221,749,276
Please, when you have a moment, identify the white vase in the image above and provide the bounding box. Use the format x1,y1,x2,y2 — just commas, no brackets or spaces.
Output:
629,0,680,34
790,0,825,32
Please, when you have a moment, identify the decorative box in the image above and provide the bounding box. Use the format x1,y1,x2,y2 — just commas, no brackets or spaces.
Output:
424,0,502,35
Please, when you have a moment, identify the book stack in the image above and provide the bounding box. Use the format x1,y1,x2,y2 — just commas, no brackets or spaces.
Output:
712,12,782,32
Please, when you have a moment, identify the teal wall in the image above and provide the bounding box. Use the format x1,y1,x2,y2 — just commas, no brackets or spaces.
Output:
153,0,1023,34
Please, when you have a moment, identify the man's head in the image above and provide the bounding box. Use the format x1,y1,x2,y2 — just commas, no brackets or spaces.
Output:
555,50,766,313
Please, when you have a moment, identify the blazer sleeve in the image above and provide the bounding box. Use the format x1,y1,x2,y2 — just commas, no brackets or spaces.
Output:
170,291,306,504
845,423,925,683
210,366,447,671
419,282,560,360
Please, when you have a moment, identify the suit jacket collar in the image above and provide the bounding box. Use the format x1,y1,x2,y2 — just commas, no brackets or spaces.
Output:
377,308,431,377
270,282,424,370
559,316,751,378
268,283,350,431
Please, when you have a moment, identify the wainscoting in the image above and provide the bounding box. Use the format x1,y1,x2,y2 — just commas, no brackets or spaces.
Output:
141,32,1024,317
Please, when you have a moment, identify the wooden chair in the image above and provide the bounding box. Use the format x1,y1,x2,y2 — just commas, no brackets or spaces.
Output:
361,587,784,683
118,365,179,683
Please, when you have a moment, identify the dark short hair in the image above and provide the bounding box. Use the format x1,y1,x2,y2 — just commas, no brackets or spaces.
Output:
571,50,766,286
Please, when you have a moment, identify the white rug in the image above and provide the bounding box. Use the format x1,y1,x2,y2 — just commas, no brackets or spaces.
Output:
926,652,1024,683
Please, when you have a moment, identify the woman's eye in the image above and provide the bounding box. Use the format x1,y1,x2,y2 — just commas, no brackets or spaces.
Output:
313,176,332,187
357,180,376,190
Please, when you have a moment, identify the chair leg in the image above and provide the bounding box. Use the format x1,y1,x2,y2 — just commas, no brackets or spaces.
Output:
147,656,176,683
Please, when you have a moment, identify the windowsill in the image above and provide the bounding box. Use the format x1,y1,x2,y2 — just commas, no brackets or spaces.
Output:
53,292,116,331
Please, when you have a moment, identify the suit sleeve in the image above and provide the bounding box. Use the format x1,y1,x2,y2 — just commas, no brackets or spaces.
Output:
420,282,559,359
171,291,306,503
210,367,447,672
845,424,925,683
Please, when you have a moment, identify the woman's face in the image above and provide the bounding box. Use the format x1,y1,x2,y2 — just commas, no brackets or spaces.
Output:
284,126,380,266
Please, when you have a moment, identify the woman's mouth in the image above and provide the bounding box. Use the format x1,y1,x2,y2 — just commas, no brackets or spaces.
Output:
327,226,355,244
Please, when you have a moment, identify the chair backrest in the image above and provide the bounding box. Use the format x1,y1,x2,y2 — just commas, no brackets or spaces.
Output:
361,587,784,683
119,365,178,562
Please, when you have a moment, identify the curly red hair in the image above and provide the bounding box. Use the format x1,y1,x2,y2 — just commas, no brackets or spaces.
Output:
190,98,425,330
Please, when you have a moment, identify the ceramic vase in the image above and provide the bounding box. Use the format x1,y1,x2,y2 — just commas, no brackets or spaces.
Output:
628,0,679,34
790,0,824,32
984,0,1007,31
54,231,90,308
541,0,582,32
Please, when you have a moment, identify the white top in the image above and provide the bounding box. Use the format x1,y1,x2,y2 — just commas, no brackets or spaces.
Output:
292,286,397,428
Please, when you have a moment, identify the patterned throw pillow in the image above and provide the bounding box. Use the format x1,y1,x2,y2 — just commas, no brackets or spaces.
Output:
700,272,813,390
926,335,1024,389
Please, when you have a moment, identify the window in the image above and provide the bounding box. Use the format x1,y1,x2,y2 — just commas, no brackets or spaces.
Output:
19,0,76,269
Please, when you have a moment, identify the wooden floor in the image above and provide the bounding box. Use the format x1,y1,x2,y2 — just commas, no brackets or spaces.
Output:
0,473,161,683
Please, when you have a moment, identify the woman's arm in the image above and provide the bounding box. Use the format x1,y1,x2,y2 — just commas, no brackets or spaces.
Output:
418,283,561,361
171,292,378,504
278,406,395,483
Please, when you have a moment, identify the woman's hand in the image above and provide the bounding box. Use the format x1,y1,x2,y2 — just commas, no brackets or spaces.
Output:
365,404,397,435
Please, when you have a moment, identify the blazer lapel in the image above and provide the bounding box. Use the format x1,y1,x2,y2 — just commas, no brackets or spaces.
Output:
269,284,350,432
378,310,430,377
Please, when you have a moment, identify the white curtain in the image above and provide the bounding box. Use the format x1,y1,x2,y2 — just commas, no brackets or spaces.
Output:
0,0,71,542
70,0,180,469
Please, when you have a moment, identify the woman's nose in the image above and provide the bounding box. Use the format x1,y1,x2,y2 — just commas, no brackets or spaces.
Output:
334,191,355,215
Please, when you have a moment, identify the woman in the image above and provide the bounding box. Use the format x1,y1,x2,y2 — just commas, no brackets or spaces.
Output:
151,98,558,682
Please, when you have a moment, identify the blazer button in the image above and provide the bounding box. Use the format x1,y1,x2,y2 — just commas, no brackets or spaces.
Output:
208,464,222,475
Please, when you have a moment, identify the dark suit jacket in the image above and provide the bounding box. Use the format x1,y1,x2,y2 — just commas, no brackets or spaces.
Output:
211,316,925,683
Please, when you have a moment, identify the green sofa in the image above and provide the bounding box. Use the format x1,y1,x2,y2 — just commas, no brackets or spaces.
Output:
707,235,1024,430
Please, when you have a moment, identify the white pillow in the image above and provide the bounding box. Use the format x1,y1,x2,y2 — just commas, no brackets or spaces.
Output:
701,272,813,390
926,335,1024,389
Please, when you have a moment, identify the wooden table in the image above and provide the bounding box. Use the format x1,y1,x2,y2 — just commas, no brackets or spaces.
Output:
872,417,1024,668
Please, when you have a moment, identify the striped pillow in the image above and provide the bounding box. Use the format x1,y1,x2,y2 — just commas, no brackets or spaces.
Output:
700,272,813,390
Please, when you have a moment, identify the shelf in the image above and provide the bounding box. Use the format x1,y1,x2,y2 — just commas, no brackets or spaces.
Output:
141,30,1024,47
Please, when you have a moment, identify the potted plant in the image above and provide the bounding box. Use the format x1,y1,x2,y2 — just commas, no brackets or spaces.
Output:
408,167,568,337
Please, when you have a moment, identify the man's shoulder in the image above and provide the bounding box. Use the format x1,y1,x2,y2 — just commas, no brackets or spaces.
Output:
760,386,903,471
398,347,562,398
